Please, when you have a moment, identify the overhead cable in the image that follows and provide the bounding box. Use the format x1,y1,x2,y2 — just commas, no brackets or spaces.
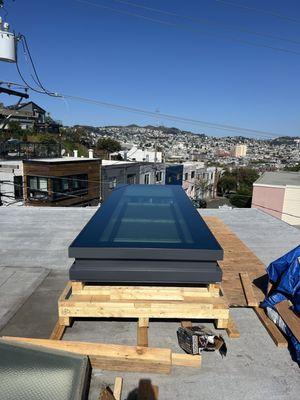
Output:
214,0,300,24
73,0,300,56
111,0,300,45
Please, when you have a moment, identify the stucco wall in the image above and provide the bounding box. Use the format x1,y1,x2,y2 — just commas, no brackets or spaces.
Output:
282,185,300,225
251,185,285,219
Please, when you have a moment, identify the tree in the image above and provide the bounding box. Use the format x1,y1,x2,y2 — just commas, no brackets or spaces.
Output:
229,186,252,208
284,164,300,172
217,175,237,195
194,177,212,199
8,121,23,139
96,138,121,158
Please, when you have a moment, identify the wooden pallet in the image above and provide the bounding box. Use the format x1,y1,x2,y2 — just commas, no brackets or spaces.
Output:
58,281,230,339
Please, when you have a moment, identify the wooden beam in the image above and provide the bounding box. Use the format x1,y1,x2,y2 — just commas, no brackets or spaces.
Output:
49,320,66,340
239,272,258,307
1,337,172,374
254,307,288,348
275,301,300,342
171,353,201,368
226,314,240,339
137,318,149,347
113,377,123,400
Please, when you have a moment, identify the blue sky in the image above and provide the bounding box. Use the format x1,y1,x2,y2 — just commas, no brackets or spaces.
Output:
1,0,300,137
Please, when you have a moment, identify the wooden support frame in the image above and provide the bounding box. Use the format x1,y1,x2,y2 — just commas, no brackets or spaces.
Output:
58,281,230,344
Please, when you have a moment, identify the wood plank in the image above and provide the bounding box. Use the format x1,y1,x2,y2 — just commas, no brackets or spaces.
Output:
226,314,240,338
275,301,300,342
254,307,288,348
239,272,258,307
2,337,172,374
113,377,123,400
171,353,201,368
49,320,66,340
203,216,267,307
137,326,149,347
69,285,217,299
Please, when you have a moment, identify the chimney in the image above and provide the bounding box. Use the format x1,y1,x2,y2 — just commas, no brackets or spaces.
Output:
88,149,94,159
73,150,78,158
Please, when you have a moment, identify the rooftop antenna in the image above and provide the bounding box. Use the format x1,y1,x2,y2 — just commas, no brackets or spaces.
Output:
0,1,17,63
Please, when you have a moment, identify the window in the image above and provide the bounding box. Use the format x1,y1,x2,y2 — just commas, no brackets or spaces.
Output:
191,171,195,179
156,171,163,183
28,176,49,201
14,176,23,200
52,174,88,200
144,173,150,185
127,174,136,184
184,173,188,181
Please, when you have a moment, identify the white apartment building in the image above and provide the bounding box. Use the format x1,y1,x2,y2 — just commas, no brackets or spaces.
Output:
121,146,162,163
231,144,247,158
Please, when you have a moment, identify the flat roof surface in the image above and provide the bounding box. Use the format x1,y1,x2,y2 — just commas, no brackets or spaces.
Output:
254,171,300,187
24,157,100,163
0,207,299,399
102,160,135,166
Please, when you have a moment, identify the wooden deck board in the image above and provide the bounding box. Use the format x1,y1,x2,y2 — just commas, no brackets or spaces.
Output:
203,216,266,307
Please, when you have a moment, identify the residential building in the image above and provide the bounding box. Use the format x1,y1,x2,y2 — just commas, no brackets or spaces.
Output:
139,163,165,186
231,144,247,158
120,145,162,163
165,164,183,185
0,101,61,133
101,160,140,202
23,157,101,207
252,171,300,225
182,162,205,199
101,160,165,202
0,160,23,206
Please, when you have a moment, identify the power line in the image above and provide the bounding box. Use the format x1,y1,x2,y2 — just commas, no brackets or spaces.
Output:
61,93,284,138
0,83,287,138
73,0,300,56
252,202,300,219
111,0,300,45
214,0,300,24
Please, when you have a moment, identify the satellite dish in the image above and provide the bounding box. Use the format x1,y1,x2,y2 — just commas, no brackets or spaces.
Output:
0,18,16,63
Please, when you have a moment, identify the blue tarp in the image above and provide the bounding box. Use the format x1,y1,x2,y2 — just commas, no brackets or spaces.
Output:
261,245,300,364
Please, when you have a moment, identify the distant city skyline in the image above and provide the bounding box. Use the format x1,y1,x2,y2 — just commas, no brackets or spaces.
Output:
1,0,300,137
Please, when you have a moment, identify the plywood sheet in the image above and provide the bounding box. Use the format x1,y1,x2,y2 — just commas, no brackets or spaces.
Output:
203,217,267,306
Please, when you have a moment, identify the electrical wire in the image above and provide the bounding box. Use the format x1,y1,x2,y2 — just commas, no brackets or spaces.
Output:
60,93,283,138
73,0,300,56
0,84,287,138
15,34,61,97
214,0,300,24
111,0,300,45
252,202,300,219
